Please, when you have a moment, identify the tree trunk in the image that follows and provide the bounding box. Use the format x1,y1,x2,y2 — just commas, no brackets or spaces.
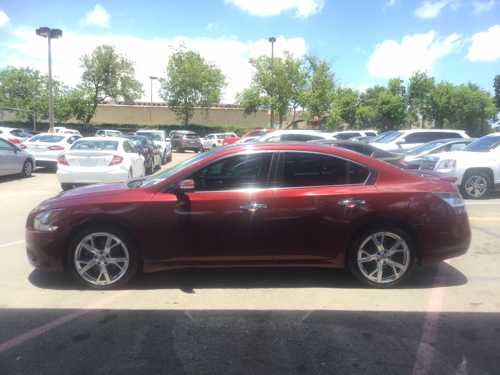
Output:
85,99,99,125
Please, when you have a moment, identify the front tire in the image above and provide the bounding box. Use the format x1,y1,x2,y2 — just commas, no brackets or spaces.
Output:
67,225,139,289
461,172,491,199
61,183,73,191
198,145,203,153
20,160,33,177
347,227,416,288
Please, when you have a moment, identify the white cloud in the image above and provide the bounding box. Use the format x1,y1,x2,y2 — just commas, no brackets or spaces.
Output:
384,0,400,8
466,25,500,61
473,0,495,13
355,83,372,92
367,31,462,78
205,23,218,31
0,10,10,27
1,30,306,103
224,0,324,17
79,5,110,27
414,0,451,19
354,47,365,53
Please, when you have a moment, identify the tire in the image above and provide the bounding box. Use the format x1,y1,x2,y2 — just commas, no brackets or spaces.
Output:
20,160,33,177
212,144,216,149
128,169,133,179
67,225,139,289
160,151,166,165
146,160,153,175
198,145,203,153
347,226,416,288
175,144,184,153
167,150,172,162
461,172,491,199
61,183,73,191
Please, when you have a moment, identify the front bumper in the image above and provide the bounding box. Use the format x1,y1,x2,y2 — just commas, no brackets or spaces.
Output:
25,226,66,271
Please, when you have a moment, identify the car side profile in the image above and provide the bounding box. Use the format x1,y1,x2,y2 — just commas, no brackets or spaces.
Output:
95,129,124,137
26,143,470,290
0,137,36,177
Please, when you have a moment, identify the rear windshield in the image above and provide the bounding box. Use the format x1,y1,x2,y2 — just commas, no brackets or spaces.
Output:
461,136,500,153
137,132,164,141
185,134,199,139
125,137,148,147
107,131,123,137
29,135,65,143
10,129,29,137
71,140,119,151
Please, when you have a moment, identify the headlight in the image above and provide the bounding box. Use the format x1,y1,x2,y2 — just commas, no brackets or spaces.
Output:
34,209,64,231
432,192,466,214
438,158,456,169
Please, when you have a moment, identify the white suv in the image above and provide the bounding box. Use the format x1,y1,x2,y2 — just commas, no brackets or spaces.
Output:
135,129,172,165
330,130,378,140
371,129,469,153
420,133,500,199
256,130,338,142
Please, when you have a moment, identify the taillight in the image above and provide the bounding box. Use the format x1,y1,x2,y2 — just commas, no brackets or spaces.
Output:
143,148,148,153
8,138,20,144
332,144,338,147
58,155,69,166
218,139,221,143
21,144,27,149
398,158,406,164
48,146,65,151
180,139,186,142
109,155,124,166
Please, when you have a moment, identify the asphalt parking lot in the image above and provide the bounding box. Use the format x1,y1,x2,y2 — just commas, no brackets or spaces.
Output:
1,152,499,375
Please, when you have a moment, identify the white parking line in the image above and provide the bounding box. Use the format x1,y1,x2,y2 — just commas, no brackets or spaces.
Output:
0,240,25,249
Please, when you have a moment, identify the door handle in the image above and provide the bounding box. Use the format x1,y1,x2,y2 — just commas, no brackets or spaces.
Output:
240,203,267,212
338,199,365,208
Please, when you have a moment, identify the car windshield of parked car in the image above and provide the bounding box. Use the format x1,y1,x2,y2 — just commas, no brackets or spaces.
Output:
377,132,404,144
185,134,199,139
406,140,449,155
108,131,123,137
461,136,500,152
28,135,66,143
71,140,119,151
125,136,148,147
366,131,395,143
141,149,218,188
137,132,163,141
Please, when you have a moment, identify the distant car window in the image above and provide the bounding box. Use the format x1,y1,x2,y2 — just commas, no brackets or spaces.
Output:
337,132,361,140
67,136,81,144
96,131,104,136
342,144,371,156
246,131,267,137
449,142,468,151
137,132,163,141
123,141,131,153
349,163,370,184
0,138,13,150
285,134,325,142
185,134,198,139
29,135,65,143
127,141,138,153
365,132,377,137
438,132,461,139
282,153,348,188
71,140,118,151
107,131,123,137
188,153,273,191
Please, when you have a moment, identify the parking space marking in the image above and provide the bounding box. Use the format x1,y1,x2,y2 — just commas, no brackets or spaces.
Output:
0,290,131,354
412,260,449,375
0,240,25,249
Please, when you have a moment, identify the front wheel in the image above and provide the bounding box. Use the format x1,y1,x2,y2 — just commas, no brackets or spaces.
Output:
20,160,33,177
198,145,203,153
461,172,491,199
347,227,416,288
67,226,139,289
61,183,73,191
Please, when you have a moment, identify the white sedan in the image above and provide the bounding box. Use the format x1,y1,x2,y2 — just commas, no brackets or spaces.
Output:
57,137,146,191
21,134,82,169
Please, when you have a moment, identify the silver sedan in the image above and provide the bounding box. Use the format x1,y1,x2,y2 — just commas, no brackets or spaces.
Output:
0,138,36,177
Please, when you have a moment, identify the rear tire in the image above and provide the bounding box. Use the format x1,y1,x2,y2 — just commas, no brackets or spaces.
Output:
461,172,491,199
61,183,73,191
20,160,33,177
347,226,416,288
161,151,167,165
199,145,203,153
167,150,172,162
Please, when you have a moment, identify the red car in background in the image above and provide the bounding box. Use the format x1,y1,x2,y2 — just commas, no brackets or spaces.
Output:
26,143,471,290
222,129,274,146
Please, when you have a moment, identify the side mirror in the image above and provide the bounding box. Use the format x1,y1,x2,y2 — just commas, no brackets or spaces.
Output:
395,139,405,145
177,179,195,193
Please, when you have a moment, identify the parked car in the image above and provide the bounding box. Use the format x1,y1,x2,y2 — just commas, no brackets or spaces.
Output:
348,136,375,142
95,129,124,137
235,136,260,144
420,132,500,199
201,133,237,150
56,137,146,191
308,139,407,168
222,129,274,146
26,142,470,289
21,134,82,168
0,127,31,144
256,130,338,143
171,131,203,153
0,137,36,177
370,129,470,153
22,130,45,138
126,132,136,136
330,130,378,140
366,131,397,144
123,135,161,175
135,129,172,165
403,138,475,169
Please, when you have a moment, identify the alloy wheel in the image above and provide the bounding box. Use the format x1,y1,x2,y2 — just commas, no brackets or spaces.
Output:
465,176,488,198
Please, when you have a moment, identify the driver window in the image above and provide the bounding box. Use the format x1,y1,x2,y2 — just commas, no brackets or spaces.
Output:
0,138,13,150
187,153,273,192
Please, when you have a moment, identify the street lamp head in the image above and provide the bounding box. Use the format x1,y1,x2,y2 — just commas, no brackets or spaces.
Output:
36,27,51,38
149,76,158,80
268,37,276,43
51,29,63,39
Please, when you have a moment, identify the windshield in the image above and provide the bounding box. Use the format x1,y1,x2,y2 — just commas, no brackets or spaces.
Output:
137,132,164,141
125,136,148,147
141,150,217,187
108,131,123,137
376,132,403,144
71,140,118,151
461,136,500,152
29,135,65,143
367,131,395,143
406,140,449,155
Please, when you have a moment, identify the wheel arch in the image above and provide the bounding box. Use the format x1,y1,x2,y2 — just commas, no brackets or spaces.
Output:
344,218,423,267
462,167,494,189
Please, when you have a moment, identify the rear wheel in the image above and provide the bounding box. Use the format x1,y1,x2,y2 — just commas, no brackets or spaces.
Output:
461,172,491,199
20,160,33,177
61,183,73,191
128,169,133,179
199,145,203,153
212,144,216,149
161,151,166,165
67,225,139,289
167,150,172,162
347,227,416,288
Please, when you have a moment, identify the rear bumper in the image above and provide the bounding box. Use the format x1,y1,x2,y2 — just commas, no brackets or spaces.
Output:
57,166,128,183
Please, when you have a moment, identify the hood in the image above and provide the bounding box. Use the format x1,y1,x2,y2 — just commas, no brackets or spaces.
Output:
428,150,494,162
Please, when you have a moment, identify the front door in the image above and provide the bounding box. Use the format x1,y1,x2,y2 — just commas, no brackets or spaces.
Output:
147,152,276,265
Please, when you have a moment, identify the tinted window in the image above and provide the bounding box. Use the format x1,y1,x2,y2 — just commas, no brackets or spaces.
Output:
449,142,468,151
365,132,377,137
404,132,436,143
284,134,324,142
282,153,347,187
127,141,138,153
185,134,198,139
188,153,273,191
29,135,65,143
349,163,370,184
337,132,360,140
71,140,118,151
440,132,461,139
137,132,163,141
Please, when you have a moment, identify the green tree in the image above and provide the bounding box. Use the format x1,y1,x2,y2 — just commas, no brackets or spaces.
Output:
159,48,227,126
428,81,456,129
407,71,435,128
336,87,358,128
494,75,500,110
79,45,143,124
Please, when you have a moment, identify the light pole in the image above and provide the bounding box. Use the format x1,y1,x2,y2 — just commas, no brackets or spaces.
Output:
36,27,62,134
149,76,157,103
268,37,276,129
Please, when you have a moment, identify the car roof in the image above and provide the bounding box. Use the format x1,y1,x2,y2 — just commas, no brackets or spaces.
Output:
76,136,125,142
137,129,165,133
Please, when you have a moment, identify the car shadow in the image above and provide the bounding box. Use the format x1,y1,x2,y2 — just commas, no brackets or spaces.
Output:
34,166,58,174
0,173,36,183
28,261,468,292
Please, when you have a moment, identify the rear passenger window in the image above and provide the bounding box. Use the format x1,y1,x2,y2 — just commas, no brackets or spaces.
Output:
282,153,347,187
349,163,370,184
365,132,377,137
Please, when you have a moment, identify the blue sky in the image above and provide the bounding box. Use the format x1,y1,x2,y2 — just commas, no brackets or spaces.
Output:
0,0,499,103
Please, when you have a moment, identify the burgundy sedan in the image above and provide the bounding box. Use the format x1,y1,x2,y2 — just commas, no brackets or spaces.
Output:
25,143,471,289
